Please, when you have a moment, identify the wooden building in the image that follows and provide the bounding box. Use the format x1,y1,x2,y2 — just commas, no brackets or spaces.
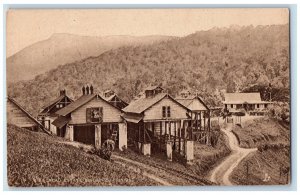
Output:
37,89,73,135
122,86,194,163
103,89,128,110
7,97,50,134
53,85,127,150
224,93,272,115
176,92,211,144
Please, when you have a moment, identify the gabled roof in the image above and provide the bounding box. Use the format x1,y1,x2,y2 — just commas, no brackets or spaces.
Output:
39,94,73,114
56,94,122,116
224,93,270,104
123,93,190,114
7,97,51,135
144,85,163,91
176,96,209,111
56,94,97,116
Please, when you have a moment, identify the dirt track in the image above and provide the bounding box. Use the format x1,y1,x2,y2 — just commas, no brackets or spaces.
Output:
209,124,257,185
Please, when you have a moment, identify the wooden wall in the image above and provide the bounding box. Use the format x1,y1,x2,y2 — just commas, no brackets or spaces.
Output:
143,97,188,121
7,101,37,128
70,97,122,124
188,99,207,111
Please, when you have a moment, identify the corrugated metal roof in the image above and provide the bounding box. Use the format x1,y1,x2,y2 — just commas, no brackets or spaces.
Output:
224,93,266,104
55,94,96,116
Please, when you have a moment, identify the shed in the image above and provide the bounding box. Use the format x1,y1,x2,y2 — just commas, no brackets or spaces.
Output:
7,97,50,134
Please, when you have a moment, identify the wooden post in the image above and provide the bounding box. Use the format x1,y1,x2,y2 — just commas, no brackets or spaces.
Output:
174,121,177,151
200,111,202,131
160,121,162,151
143,122,146,143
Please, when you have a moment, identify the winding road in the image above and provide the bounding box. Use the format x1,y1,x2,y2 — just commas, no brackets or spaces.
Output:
209,124,257,185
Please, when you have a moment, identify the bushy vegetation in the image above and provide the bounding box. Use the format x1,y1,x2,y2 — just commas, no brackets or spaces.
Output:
8,24,289,116
193,131,231,176
7,124,158,186
232,117,290,148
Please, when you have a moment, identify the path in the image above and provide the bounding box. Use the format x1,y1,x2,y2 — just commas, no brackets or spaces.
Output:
209,124,257,185
60,140,172,186
60,140,210,186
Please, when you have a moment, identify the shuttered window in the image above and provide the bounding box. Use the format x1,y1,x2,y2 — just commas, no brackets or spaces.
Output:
86,107,103,123
167,106,171,117
162,106,171,118
162,106,166,118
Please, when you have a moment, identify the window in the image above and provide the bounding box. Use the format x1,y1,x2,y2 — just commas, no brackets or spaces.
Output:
162,106,166,118
56,104,60,108
167,106,171,117
162,106,171,118
231,104,233,108
257,104,260,108
86,107,103,123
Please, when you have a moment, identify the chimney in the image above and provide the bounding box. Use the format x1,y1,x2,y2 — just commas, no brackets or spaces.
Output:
60,89,66,96
86,85,90,95
82,86,86,95
90,85,94,94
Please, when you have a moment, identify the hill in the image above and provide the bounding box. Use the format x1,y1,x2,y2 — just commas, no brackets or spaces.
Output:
7,33,174,83
7,124,158,186
7,24,289,116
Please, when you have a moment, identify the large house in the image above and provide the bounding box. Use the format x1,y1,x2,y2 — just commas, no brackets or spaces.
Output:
223,93,272,115
122,86,194,163
7,97,50,134
53,86,127,150
37,89,73,135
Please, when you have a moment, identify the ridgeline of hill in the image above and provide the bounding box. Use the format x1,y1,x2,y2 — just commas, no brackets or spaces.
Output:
7,24,289,116
7,33,174,83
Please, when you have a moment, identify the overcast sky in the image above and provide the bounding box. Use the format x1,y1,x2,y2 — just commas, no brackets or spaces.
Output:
6,8,289,57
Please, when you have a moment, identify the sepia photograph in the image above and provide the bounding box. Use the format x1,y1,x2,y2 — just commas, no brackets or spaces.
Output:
5,7,291,187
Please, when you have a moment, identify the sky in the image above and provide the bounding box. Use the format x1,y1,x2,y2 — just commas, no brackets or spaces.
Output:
6,8,289,57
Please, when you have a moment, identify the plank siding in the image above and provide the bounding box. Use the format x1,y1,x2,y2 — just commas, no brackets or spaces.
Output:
70,97,122,124
143,97,188,121
7,101,37,127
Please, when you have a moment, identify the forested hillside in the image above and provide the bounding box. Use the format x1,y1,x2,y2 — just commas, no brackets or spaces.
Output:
7,24,289,116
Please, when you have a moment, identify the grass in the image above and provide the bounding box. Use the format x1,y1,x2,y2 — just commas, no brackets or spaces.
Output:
230,117,290,185
116,130,231,181
232,117,290,148
193,131,231,177
230,146,290,185
7,124,159,187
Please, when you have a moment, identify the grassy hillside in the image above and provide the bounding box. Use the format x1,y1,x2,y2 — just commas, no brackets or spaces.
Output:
230,146,290,185
230,117,290,185
7,124,158,186
8,24,289,116
232,117,290,148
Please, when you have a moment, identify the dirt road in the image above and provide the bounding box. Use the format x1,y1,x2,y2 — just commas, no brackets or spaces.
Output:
61,140,211,186
209,124,257,185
